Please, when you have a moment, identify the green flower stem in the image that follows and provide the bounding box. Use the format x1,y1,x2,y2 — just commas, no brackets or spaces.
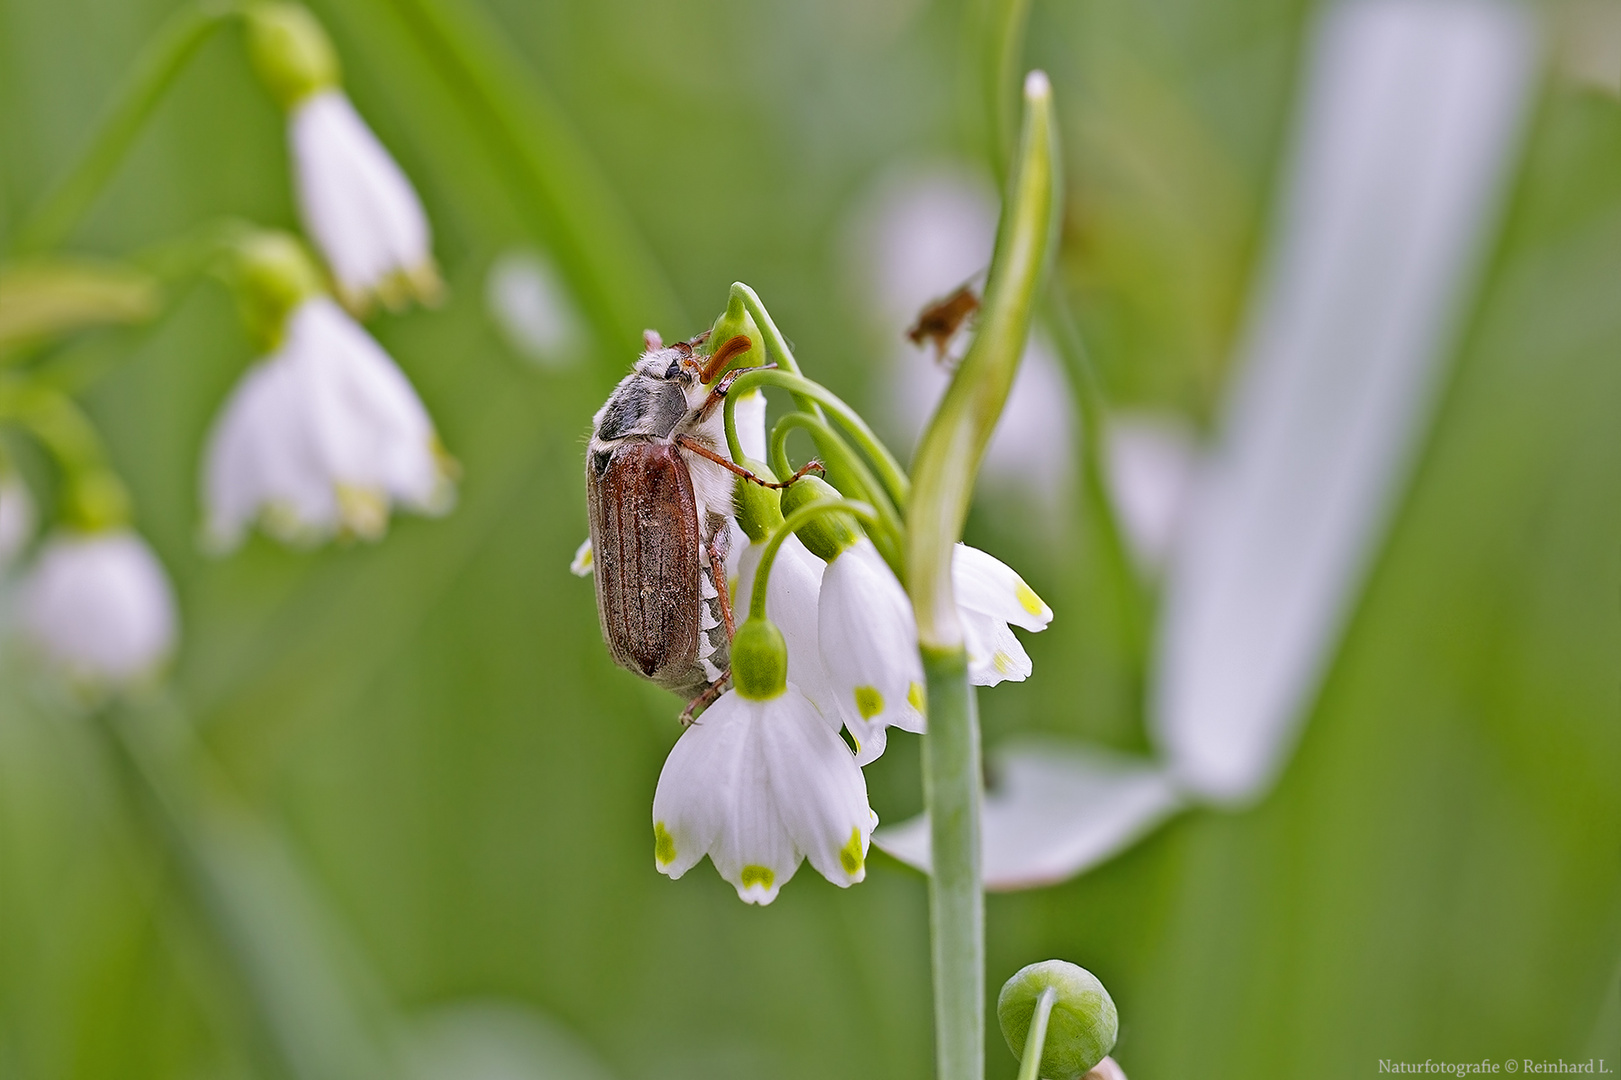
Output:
749,498,880,622
906,73,1058,1080
13,1,240,255
727,282,821,419
768,411,905,568
920,644,983,1080
1015,986,1059,1080
0,380,131,527
722,367,911,510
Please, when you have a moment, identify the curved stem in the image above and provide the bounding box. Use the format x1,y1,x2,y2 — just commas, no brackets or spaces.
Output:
13,1,240,255
749,498,880,622
722,368,911,510
728,282,822,420
769,411,906,572
1015,986,1059,1080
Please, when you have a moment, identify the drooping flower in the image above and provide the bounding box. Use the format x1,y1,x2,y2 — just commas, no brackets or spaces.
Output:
290,90,439,311
246,2,438,311
817,536,926,763
734,533,838,728
953,543,1052,687
652,618,874,904
202,294,454,550
19,529,178,685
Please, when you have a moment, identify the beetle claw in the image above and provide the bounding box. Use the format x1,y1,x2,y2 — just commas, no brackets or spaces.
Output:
680,671,733,726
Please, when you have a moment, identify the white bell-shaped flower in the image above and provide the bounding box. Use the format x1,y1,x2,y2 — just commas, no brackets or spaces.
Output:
0,473,35,570
652,670,874,904
954,543,1052,687
203,296,454,550
291,90,438,311
818,537,926,762
734,534,840,730
19,529,178,684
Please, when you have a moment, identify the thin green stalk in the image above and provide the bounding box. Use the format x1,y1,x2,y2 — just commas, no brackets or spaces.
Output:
13,1,239,254
905,73,1058,1080
1015,986,1058,1080
749,498,881,621
919,645,982,1080
768,411,905,561
728,282,823,419
722,367,911,510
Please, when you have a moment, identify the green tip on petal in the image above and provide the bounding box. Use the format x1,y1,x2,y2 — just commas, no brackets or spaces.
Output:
854,685,884,720
1016,579,1047,618
839,827,865,877
731,618,788,700
654,821,677,866
245,2,341,109
740,865,775,890
907,681,926,713
998,960,1118,1080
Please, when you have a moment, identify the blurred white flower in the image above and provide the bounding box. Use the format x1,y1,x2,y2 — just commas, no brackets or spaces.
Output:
1104,412,1200,575
20,529,178,684
0,473,35,569
203,296,454,550
652,685,874,904
1151,0,1536,804
291,90,438,311
569,537,593,577
954,543,1053,687
818,536,926,764
873,740,1181,890
485,249,588,369
848,165,1078,503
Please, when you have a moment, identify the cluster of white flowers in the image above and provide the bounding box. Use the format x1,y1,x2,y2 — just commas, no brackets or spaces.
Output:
642,401,1053,904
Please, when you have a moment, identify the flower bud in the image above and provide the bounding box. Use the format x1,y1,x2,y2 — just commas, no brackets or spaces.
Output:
733,457,784,543
730,617,788,700
230,231,325,349
779,475,859,562
61,467,131,532
710,288,765,374
245,2,340,109
998,960,1118,1080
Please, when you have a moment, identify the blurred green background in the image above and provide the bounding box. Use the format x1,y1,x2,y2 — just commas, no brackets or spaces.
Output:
2,0,1619,1077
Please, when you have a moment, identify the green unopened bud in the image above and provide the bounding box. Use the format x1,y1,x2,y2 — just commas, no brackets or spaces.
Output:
710,287,765,373
734,457,783,543
998,960,1118,1080
731,617,787,699
245,2,340,109
779,475,859,561
62,468,131,532
231,231,325,349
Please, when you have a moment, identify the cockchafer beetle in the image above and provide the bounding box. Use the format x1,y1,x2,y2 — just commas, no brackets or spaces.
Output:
585,329,819,720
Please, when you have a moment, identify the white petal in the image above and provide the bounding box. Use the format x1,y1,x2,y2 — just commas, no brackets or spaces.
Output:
0,474,36,570
569,537,593,577
1086,1057,1130,1080
19,530,178,683
291,91,433,305
735,536,839,729
872,740,1181,890
962,607,1033,687
1151,0,1536,804
733,389,768,464
652,692,754,881
952,543,1051,631
758,688,874,888
818,539,925,735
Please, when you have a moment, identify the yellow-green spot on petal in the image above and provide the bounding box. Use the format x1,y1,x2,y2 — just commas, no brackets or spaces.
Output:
854,685,884,719
839,827,865,876
654,821,677,865
907,681,926,713
741,864,775,890
993,651,1013,674
1015,579,1046,617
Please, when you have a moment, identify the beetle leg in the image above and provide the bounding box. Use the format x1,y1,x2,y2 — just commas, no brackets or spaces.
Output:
707,529,736,641
676,435,822,489
680,671,732,726
696,362,779,421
